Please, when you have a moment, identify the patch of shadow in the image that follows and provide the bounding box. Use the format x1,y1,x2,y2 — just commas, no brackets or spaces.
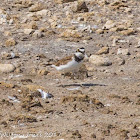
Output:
59,83,107,88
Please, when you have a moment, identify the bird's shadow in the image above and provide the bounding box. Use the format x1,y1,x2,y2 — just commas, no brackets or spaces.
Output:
58,83,107,88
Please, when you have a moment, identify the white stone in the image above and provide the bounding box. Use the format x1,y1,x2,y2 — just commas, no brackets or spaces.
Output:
36,9,48,16
0,64,16,73
32,30,43,38
26,13,35,18
117,48,130,55
136,40,140,48
103,20,115,30
24,29,34,35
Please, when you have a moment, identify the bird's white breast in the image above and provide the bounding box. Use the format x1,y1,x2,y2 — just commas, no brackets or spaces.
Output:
56,59,82,72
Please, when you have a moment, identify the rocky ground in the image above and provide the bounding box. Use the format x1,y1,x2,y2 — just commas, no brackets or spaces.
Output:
0,0,140,140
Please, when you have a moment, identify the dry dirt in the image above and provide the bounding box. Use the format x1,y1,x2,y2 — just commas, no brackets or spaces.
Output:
0,0,140,140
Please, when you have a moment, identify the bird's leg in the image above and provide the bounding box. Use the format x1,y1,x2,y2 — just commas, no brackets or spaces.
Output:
72,71,78,80
62,72,72,79
62,73,67,78
86,71,89,78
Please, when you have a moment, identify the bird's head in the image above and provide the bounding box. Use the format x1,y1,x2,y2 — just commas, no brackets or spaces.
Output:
77,47,85,54
77,47,88,59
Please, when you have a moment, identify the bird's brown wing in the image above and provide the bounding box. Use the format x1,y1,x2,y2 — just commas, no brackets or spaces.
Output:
54,56,73,66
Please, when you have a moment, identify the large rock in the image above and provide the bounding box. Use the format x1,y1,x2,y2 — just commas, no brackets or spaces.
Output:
0,82,15,88
117,48,130,55
59,29,83,38
23,84,45,91
32,30,43,38
115,57,125,65
136,39,140,48
14,0,33,8
89,55,112,66
96,29,104,34
24,29,34,35
96,47,109,55
76,0,89,12
5,38,17,47
4,31,12,36
36,9,48,16
29,3,43,12
1,52,19,60
0,64,16,73
103,20,115,30
28,21,38,29
120,28,135,36
37,69,49,75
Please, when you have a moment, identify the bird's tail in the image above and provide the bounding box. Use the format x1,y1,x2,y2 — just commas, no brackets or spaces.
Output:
51,64,58,70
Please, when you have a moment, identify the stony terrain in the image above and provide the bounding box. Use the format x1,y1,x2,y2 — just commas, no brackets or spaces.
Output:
0,0,140,139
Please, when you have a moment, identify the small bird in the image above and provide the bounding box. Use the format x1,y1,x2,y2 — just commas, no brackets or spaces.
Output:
51,47,87,73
